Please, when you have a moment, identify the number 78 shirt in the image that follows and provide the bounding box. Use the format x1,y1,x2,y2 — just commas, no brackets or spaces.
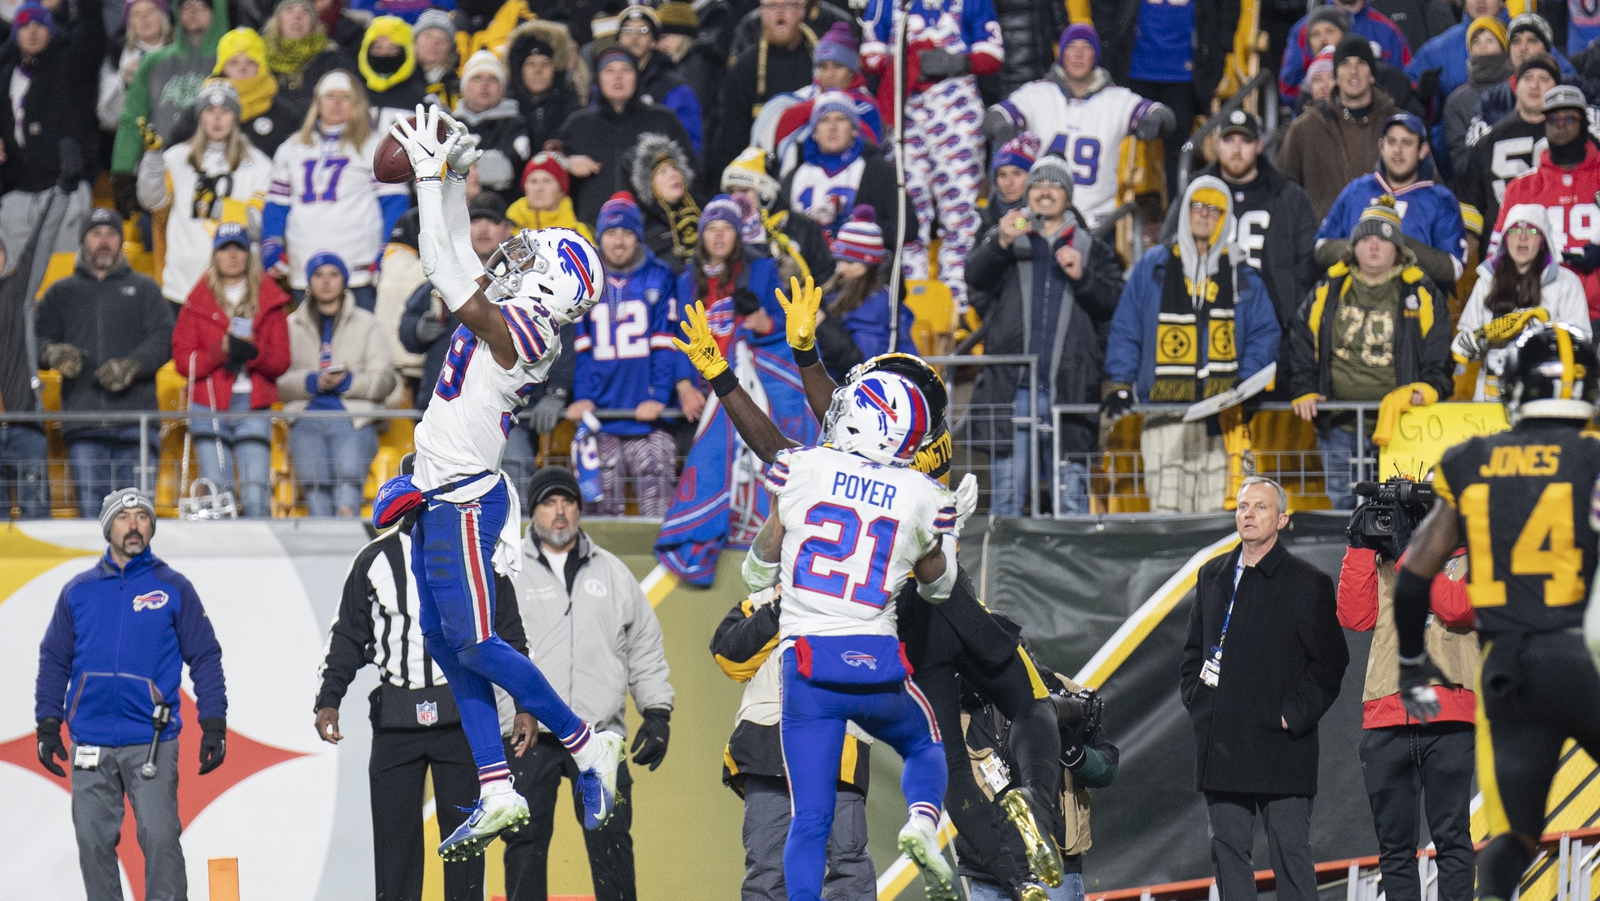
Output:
989,80,1159,228
768,445,954,641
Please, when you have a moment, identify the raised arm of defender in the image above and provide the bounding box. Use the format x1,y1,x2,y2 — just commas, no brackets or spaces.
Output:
393,106,522,370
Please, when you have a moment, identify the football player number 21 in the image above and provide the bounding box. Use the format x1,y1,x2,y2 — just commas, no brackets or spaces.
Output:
1459,482,1584,607
794,502,901,608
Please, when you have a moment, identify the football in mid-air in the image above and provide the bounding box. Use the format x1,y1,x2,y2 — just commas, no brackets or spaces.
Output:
373,114,450,185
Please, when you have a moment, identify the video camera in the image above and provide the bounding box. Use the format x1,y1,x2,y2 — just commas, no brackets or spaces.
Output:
1347,478,1436,559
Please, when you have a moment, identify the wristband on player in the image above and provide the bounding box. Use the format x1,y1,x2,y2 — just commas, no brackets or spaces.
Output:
792,344,819,368
742,548,780,592
709,369,739,398
916,535,958,604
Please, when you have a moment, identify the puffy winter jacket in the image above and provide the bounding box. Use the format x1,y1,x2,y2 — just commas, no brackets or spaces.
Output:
33,259,173,437
35,548,227,747
0,0,107,191
172,276,292,410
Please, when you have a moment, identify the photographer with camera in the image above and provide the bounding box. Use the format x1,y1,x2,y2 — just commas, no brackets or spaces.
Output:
957,648,1119,901
1338,476,1478,901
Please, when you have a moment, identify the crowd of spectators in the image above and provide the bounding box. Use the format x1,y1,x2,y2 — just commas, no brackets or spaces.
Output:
6,0,1600,517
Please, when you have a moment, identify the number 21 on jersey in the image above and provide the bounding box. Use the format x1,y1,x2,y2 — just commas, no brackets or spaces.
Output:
793,502,901,608
1459,482,1584,607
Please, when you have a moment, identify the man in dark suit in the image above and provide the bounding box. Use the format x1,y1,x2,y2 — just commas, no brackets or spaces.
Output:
1179,476,1350,901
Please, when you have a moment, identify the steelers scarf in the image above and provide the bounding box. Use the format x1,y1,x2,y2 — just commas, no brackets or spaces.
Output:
1151,244,1239,403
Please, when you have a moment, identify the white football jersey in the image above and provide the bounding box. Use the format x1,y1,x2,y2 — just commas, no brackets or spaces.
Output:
412,301,561,492
768,445,954,640
267,130,409,289
992,80,1155,228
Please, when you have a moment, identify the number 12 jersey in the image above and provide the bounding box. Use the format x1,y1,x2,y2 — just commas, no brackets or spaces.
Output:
1434,421,1600,637
767,446,954,640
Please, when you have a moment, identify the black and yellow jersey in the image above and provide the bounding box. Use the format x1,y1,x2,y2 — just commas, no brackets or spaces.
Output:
1435,420,1600,637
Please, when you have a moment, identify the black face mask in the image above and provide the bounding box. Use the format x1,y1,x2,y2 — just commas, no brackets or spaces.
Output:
1549,128,1587,166
368,49,405,75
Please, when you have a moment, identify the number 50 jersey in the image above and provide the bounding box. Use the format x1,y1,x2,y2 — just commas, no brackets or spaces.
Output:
768,445,955,641
1434,422,1600,638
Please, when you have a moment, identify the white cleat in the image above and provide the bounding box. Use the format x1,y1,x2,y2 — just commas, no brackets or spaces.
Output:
897,815,957,901
438,780,529,861
571,729,626,829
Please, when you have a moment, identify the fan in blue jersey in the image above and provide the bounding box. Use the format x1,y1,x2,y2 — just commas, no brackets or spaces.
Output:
1315,113,1466,291
567,191,692,516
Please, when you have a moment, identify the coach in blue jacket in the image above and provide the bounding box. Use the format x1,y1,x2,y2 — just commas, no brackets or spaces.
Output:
34,488,228,901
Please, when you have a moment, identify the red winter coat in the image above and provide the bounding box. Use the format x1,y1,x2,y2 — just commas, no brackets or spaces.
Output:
172,278,292,409
1493,144,1600,319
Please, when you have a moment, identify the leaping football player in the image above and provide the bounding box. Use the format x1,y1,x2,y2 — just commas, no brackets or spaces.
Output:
376,105,624,861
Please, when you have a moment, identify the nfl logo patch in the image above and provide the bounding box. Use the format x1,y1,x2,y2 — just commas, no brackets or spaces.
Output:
416,701,439,726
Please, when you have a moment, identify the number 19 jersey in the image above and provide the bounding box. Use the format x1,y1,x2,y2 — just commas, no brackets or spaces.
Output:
412,303,560,493
768,446,955,641
1434,421,1600,638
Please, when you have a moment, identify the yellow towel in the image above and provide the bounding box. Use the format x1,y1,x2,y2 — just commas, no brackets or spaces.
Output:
1372,382,1441,447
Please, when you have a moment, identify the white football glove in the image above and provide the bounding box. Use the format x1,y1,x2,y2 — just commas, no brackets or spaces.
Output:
1450,328,1484,364
952,473,978,536
441,111,482,178
391,104,451,176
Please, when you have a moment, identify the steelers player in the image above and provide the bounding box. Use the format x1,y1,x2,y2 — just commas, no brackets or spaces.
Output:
1391,321,1600,901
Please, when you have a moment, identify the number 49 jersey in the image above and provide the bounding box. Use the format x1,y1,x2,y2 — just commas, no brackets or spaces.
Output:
1434,423,1600,638
768,445,955,641
412,303,561,493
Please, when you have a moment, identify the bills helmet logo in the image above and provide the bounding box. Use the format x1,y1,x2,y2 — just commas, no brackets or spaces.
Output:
842,650,879,670
132,590,170,612
416,701,438,726
557,238,597,305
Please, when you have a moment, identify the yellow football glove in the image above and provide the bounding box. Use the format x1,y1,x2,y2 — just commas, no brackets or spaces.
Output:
775,275,823,352
138,117,161,153
672,301,730,381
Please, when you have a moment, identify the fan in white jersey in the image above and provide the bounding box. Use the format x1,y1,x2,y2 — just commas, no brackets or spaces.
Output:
983,25,1175,228
374,104,624,864
744,369,961,901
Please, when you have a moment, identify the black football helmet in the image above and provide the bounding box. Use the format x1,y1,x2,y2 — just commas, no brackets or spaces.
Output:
1499,321,1598,424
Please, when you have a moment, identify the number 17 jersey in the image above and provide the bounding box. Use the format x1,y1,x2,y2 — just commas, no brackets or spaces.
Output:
1434,421,1600,638
767,445,954,641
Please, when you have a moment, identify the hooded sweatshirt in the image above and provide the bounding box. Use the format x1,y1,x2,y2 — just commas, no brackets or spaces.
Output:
1105,176,1281,404
1458,203,1592,400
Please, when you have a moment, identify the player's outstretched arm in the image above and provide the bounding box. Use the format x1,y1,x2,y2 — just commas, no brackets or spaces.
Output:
674,301,800,462
396,107,521,370
776,275,841,419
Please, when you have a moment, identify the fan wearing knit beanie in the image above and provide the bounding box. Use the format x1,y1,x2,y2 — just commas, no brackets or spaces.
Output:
811,206,915,380
201,28,300,157
1288,190,1452,507
859,0,1002,310
758,22,886,158
413,9,460,109
507,150,594,240
981,131,1039,236
676,193,785,346
565,190,694,515
986,23,1176,230
454,49,533,194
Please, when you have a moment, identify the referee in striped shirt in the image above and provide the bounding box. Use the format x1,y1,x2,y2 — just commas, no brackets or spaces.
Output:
315,458,529,901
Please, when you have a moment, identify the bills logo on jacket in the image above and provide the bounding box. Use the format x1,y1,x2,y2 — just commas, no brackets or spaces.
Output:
132,590,169,611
